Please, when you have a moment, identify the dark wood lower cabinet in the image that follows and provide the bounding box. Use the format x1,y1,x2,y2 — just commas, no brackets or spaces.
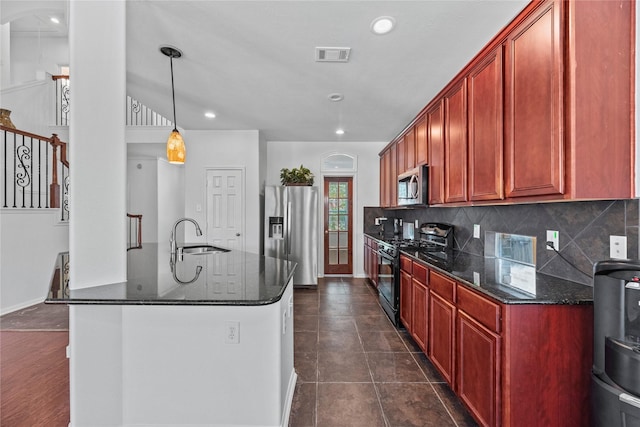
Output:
411,278,428,352
398,255,593,427
399,269,412,330
429,291,456,387
457,311,501,427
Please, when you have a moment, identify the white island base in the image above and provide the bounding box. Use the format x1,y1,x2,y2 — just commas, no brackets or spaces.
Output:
68,280,295,427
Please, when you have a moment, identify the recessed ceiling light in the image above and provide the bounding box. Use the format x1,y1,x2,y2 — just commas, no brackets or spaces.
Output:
204,112,216,119
371,16,395,35
336,129,345,135
50,17,60,24
328,93,344,102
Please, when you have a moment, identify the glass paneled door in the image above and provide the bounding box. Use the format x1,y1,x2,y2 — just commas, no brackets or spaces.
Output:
324,177,353,275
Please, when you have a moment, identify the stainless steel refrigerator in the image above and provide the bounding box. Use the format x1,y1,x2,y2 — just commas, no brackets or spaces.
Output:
264,185,318,287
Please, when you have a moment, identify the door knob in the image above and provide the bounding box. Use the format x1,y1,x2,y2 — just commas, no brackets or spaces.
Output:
236,233,241,236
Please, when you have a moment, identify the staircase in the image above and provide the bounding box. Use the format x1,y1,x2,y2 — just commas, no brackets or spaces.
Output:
1,75,157,314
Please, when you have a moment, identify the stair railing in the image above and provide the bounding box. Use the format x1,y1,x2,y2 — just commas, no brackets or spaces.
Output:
51,75,70,127
1,125,69,220
127,213,143,250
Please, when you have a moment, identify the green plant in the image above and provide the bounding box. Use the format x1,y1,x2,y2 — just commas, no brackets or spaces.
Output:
280,164,314,186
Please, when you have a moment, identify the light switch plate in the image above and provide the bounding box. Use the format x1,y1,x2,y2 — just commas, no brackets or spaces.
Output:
473,224,480,239
610,235,627,259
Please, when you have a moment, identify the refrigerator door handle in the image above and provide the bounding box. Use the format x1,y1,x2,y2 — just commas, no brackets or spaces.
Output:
286,201,292,255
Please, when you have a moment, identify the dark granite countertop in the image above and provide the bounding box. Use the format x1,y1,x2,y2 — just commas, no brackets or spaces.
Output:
45,243,296,306
365,233,593,305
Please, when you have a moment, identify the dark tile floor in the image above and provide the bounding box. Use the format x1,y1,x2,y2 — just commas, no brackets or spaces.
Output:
288,277,477,427
1,280,477,426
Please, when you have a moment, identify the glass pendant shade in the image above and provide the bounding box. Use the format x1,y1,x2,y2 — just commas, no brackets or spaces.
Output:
166,129,186,164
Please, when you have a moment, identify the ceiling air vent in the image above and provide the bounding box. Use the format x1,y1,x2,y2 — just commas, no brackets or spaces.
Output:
315,47,351,63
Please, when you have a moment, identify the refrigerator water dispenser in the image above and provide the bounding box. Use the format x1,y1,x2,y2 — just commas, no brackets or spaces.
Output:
268,217,284,240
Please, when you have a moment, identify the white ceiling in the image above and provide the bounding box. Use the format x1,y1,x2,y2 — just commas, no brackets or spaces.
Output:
3,0,529,143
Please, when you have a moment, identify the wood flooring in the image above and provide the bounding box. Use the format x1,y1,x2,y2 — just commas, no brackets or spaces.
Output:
1,303,70,426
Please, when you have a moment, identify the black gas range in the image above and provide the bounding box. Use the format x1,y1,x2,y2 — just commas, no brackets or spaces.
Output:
377,223,454,326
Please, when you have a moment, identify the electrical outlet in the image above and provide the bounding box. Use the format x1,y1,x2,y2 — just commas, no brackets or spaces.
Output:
610,235,627,259
473,224,481,239
225,321,240,344
415,219,419,228
546,230,559,251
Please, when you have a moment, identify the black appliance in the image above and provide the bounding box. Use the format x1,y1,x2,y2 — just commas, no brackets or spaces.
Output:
377,239,400,326
397,165,428,206
376,222,454,326
592,260,640,427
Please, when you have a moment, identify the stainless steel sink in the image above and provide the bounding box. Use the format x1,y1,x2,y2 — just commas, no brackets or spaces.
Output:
179,245,230,255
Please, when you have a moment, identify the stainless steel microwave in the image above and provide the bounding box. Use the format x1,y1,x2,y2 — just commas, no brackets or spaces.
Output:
398,165,428,206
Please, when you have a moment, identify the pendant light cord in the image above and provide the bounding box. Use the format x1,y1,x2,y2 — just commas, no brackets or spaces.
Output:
170,56,177,131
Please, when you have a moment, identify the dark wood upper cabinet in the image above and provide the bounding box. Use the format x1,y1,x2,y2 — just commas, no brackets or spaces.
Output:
415,116,428,166
428,101,445,205
389,143,397,206
396,136,406,176
468,47,504,201
504,0,563,198
379,0,633,207
565,0,634,199
405,127,416,171
444,79,468,203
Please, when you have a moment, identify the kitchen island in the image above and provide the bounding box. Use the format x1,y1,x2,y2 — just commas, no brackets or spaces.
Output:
46,244,297,427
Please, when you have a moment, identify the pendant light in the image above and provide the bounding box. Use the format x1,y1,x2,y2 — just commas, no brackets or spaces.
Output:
160,45,186,164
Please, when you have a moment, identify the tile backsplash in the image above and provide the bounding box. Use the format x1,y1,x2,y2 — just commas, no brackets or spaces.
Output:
364,199,639,285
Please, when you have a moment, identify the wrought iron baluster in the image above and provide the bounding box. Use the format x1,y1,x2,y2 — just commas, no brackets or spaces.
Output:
3,130,7,208
16,137,32,208
12,132,16,207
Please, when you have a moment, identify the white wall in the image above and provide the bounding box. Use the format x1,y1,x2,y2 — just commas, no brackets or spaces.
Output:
266,140,384,277
157,158,184,246
0,210,69,314
10,36,69,85
1,79,51,136
127,158,159,243
183,130,262,254
1,23,11,88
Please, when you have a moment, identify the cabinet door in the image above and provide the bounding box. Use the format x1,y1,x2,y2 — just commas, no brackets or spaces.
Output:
411,278,428,352
444,79,468,203
397,138,406,176
428,100,445,205
468,47,504,201
405,127,416,171
400,269,412,330
370,243,378,287
389,143,397,207
457,311,501,427
379,153,387,207
364,242,369,279
429,291,456,386
415,116,428,166
504,0,563,198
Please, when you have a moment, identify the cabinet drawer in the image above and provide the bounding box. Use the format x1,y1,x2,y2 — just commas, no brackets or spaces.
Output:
413,262,428,285
400,255,412,273
430,271,455,303
457,285,501,333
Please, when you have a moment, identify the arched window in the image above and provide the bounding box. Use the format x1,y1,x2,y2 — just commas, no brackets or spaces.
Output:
321,153,357,172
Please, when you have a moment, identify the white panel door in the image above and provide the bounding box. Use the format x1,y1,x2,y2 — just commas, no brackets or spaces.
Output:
206,168,245,252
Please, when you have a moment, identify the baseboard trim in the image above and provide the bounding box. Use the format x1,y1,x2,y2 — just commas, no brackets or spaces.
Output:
0,297,45,316
281,370,298,427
